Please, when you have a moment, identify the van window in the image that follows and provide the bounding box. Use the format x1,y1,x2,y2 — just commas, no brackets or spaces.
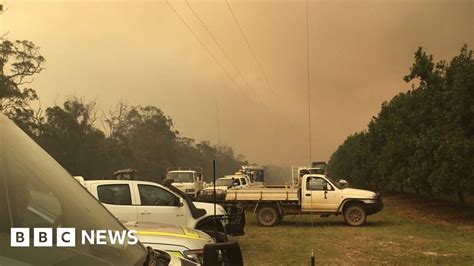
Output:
97,184,132,205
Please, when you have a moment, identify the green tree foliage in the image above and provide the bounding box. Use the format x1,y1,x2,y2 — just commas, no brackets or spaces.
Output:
328,45,473,204
0,38,44,133
101,104,247,181
37,98,109,178
32,99,247,181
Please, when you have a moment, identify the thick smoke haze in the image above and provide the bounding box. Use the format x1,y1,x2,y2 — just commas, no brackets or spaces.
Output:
1,0,473,167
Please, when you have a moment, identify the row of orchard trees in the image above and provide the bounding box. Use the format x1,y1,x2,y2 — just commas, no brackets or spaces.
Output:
328,45,473,205
0,38,247,181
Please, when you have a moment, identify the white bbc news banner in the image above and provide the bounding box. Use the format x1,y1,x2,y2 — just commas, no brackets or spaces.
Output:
10,228,138,247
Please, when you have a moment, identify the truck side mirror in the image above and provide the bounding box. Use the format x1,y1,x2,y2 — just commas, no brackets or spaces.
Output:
338,179,348,187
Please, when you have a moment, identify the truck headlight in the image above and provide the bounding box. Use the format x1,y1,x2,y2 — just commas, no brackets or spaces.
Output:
371,192,381,199
183,249,204,264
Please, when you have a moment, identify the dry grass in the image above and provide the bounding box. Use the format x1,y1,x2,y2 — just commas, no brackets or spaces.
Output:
236,195,474,265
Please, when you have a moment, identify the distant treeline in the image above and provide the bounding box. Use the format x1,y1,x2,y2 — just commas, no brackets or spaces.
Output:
328,45,473,205
0,38,247,181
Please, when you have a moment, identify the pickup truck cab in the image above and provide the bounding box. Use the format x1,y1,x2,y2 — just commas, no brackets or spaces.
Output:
225,174,383,227
198,175,252,201
216,175,251,189
79,179,245,236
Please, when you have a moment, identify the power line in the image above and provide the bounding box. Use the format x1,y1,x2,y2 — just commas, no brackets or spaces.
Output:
224,0,277,96
164,0,247,96
184,0,254,96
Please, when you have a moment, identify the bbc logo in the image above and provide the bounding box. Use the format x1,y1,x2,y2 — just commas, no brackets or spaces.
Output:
11,228,138,247
11,228,76,247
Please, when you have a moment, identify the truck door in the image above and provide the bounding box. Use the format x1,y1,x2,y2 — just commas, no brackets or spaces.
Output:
195,172,204,191
135,184,186,226
95,183,138,222
302,176,340,212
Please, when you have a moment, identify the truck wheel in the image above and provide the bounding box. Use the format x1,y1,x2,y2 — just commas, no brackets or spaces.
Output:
344,204,367,226
257,205,280,227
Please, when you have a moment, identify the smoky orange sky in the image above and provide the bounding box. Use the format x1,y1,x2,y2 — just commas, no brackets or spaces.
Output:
1,0,473,167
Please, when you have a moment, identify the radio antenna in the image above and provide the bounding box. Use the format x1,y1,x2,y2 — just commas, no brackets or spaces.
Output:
213,159,218,241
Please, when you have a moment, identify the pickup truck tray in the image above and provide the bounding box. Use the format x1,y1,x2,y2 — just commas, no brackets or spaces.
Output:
225,188,299,201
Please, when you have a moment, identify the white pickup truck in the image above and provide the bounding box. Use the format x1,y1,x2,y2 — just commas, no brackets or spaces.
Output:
198,174,262,201
78,179,245,236
225,173,383,227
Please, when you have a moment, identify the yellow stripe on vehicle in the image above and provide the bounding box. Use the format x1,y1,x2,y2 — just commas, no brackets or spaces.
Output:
167,251,185,259
181,226,200,238
137,230,205,240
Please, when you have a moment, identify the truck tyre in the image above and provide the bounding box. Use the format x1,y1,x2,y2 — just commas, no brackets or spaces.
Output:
344,204,367,226
257,205,280,227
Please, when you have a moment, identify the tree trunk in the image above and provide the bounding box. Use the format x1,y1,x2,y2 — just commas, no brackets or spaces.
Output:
457,191,465,206
415,187,420,196
400,184,404,193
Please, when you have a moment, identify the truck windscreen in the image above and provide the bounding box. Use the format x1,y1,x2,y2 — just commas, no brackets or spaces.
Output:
167,172,194,183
